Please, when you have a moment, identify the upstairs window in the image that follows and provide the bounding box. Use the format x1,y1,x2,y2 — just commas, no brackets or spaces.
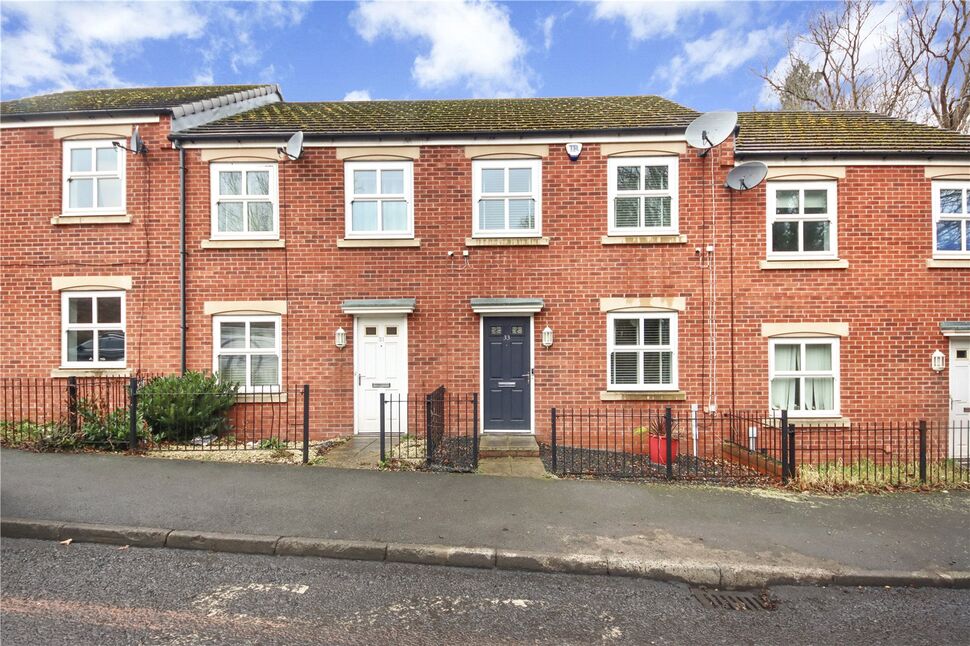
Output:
213,316,281,392
62,140,125,216
61,291,126,368
769,338,840,417
607,313,678,391
933,181,970,257
608,157,679,235
766,181,838,259
344,161,414,238
472,159,542,237
210,163,279,240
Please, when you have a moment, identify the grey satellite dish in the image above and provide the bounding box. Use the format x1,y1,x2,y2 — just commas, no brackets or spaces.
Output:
685,111,738,155
114,126,147,155
130,127,147,154
725,161,768,191
280,131,304,160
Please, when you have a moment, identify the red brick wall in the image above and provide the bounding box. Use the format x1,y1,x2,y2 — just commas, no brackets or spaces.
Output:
2,122,966,440
1,119,182,378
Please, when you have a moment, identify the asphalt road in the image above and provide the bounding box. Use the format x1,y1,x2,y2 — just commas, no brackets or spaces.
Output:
2,538,968,646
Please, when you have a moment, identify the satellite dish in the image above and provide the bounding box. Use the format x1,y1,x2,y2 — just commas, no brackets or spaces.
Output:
130,127,147,155
280,131,304,160
114,126,147,155
725,161,768,191
685,111,738,155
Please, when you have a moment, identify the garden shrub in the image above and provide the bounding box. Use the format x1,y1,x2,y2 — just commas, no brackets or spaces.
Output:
138,372,237,442
77,398,145,450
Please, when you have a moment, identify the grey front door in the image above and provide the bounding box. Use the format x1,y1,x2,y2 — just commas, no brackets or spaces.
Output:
483,317,531,432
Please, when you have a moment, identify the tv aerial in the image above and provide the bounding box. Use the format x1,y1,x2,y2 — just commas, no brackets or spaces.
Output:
279,131,304,160
113,126,147,155
725,161,768,191
685,111,738,157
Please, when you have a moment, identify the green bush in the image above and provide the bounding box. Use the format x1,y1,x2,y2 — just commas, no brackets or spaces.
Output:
138,372,238,442
0,420,79,451
257,437,286,450
76,398,145,450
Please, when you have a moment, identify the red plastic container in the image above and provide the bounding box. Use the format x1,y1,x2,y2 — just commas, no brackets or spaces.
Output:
649,435,680,465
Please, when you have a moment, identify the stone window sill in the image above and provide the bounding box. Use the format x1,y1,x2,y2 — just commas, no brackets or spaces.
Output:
787,416,851,426
50,368,132,378
926,258,970,268
235,392,288,403
465,237,550,247
337,238,421,248
759,259,849,270
601,234,687,245
201,239,286,249
51,214,131,225
600,390,687,401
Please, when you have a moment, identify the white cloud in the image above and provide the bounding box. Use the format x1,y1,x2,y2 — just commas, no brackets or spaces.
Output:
350,0,533,97
540,14,556,51
1,1,205,94
0,1,308,97
343,89,372,101
591,0,730,41
655,25,786,96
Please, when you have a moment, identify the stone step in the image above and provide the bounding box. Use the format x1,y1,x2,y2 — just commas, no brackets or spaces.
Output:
478,433,540,458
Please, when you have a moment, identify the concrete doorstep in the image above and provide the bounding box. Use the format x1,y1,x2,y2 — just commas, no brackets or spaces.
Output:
3,517,968,590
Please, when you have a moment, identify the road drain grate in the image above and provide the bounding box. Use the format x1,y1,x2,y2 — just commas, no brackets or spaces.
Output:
689,588,776,611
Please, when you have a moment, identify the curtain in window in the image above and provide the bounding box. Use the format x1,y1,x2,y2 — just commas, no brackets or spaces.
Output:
770,344,800,409
805,378,834,411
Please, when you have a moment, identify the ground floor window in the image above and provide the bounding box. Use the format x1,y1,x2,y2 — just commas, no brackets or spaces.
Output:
607,312,678,390
212,315,281,392
769,338,839,416
61,291,126,368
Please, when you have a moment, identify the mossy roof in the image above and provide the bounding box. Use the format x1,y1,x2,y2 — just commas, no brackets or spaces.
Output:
736,111,970,155
0,85,269,117
173,95,700,137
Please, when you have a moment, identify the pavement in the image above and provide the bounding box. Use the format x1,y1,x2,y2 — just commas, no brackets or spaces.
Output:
4,538,968,645
2,449,969,588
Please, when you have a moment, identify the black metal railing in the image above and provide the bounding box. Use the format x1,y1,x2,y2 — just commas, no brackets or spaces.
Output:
548,407,783,483
380,388,479,472
548,407,970,487
0,377,311,462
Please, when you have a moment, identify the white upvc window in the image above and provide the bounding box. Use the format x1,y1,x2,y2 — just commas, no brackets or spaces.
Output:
472,159,542,237
607,156,679,235
210,163,279,240
768,338,840,417
344,161,414,238
61,291,126,368
212,315,282,393
62,140,126,216
932,181,970,257
606,312,679,391
766,181,838,259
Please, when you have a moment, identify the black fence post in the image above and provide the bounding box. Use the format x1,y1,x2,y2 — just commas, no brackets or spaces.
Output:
379,393,386,464
551,407,558,473
787,423,797,482
918,420,927,484
780,410,789,484
425,393,433,468
302,384,310,465
664,406,673,480
67,376,78,434
472,393,479,469
128,377,139,452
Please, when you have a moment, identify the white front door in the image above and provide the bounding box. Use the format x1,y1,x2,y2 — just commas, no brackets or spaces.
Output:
950,338,970,459
355,317,408,434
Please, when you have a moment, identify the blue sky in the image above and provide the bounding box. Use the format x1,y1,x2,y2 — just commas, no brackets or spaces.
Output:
1,1,829,111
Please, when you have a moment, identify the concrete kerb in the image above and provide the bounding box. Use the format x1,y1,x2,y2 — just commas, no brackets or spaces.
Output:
2,517,967,590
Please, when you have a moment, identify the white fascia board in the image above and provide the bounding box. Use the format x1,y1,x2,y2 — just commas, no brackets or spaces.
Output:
1,116,161,129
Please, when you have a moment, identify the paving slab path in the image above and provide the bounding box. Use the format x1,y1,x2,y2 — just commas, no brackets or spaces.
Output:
2,449,968,577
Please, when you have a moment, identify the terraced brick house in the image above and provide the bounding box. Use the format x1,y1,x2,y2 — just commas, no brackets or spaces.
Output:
1,85,968,447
